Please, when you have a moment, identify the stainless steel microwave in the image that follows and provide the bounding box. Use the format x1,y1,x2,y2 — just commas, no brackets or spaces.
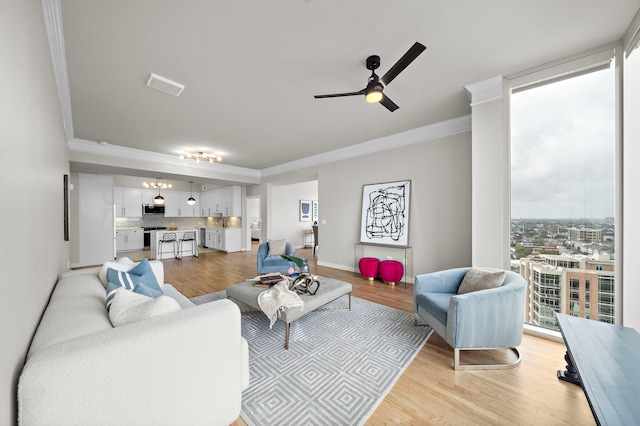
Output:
142,204,165,215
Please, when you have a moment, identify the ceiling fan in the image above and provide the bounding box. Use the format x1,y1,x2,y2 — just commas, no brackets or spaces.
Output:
314,42,426,112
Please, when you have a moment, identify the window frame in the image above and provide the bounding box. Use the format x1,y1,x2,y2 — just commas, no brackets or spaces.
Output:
504,45,622,328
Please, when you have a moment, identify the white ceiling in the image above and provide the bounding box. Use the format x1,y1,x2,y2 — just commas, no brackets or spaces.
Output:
57,0,640,181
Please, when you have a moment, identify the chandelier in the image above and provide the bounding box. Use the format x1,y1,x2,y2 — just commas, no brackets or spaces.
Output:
179,152,222,163
143,178,171,204
143,178,172,189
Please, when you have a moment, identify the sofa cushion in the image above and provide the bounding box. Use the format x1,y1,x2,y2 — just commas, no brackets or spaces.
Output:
106,258,163,310
108,289,180,327
415,292,451,325
457,267,506,294
267,239,287,256
26,273,113,357
162,284,196,309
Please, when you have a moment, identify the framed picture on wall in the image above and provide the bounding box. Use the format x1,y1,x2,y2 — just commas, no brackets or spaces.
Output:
312,200,318,222
359,180,411,247
63,174,69,241
300,200,311,222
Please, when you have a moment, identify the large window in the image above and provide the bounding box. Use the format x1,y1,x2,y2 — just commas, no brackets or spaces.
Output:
510,57,616,331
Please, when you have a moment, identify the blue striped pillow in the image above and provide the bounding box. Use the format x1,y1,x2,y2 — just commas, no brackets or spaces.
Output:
106,258,162,311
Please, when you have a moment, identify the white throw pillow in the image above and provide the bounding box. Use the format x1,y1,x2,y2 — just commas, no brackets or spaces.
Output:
98,257,136,287
267,239,287,257
108,288,181,327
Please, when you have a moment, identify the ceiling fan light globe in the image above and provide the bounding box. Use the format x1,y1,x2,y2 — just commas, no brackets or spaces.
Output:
365,90,383,103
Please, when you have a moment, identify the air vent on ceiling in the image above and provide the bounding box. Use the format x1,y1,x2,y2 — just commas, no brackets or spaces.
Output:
146,73,185,96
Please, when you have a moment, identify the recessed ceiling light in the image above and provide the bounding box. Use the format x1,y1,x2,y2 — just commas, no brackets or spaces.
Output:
146,73,185,96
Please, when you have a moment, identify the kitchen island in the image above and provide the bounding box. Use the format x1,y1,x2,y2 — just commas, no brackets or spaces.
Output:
151,229,199,260
198,227,242,253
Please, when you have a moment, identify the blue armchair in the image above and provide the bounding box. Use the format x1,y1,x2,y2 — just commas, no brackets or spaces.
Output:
257,241,296,274
414,267,526,370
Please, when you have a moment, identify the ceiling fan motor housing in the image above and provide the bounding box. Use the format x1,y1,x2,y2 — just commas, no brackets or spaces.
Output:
366,55,380,70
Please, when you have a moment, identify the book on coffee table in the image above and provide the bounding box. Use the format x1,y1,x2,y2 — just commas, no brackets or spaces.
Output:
253,275,283,288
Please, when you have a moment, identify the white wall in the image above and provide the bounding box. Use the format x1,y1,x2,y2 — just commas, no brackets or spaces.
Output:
259,131,472,277
269,181,318,248
0,1,70,423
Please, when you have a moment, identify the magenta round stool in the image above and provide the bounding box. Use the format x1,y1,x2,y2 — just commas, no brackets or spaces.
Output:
379,260,404,286
358,257,380,281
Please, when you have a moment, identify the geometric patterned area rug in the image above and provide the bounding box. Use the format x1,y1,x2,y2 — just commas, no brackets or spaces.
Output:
192,290,433,426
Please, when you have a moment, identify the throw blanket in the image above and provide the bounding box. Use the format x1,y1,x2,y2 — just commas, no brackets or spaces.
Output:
257,280,304,328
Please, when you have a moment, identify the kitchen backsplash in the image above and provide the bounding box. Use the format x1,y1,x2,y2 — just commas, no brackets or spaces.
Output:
116,216,242,229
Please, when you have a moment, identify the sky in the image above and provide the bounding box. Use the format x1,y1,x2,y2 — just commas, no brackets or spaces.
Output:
510,65,615,220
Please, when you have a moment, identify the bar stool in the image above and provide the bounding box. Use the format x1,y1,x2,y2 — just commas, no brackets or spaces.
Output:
177,231,199,259
158,232,178,259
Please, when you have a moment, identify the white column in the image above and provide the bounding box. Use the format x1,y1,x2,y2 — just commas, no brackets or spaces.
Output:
464,76,510,269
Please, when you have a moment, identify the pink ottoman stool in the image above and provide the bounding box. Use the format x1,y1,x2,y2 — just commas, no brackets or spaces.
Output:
358,257,380,281
379,260,404,286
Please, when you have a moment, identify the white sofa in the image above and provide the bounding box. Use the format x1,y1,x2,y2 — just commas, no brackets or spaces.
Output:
18,260,249,426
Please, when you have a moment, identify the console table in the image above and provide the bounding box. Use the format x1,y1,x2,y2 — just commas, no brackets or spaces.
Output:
556,313,640,425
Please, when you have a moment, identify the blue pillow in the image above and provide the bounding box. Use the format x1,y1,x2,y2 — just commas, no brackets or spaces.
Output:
106,258,163,310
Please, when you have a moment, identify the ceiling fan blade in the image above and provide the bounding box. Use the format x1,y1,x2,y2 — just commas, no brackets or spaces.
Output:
314,89,365,99
380,94,399,112
380,42,426,86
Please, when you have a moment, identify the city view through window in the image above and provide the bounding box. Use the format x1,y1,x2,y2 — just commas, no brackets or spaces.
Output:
510,63,616,330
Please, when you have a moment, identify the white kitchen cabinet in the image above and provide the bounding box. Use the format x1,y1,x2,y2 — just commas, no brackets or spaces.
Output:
114,187,143,217
165,192,199,217
201,190,222,216
204,229,216,248
221,186,241,217
197,187,240,217
179,192,199,217
142,189,159,205
199,192,210,216
116,228,144,252
161,192,181,217
210,190,223,215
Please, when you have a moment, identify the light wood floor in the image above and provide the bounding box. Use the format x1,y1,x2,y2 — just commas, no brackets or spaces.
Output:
151,243,594,425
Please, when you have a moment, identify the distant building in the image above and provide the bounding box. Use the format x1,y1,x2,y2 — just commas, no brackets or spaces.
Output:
567,227,602,242
519,253,615,330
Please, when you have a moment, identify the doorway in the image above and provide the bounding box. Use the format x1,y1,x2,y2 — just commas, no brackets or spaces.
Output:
246,195,261,250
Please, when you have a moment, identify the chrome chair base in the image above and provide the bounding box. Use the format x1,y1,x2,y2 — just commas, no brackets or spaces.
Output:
454,347,521,371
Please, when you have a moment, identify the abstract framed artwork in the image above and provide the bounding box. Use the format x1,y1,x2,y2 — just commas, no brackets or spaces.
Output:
312,200,318,222
359,180,411,247
63,174,69,241
300,200,311,222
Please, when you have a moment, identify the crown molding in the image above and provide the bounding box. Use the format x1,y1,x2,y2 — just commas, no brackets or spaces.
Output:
260,114,472,177
70,115,471,181
68,138,260,179
42,0,74,140
623,8,640,56
464,75,504,106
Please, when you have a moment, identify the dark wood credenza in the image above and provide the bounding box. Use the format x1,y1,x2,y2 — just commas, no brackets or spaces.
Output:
556,313,640,426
